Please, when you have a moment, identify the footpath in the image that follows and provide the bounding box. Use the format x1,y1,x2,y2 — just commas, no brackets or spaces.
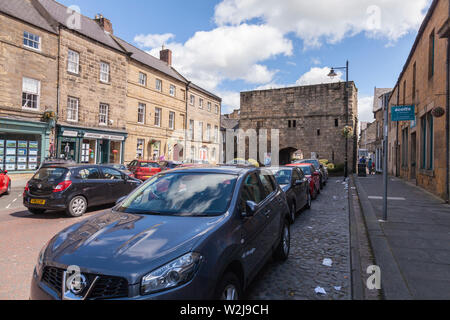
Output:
354,174,450,300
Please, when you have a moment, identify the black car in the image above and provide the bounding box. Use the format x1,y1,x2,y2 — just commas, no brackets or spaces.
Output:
269,167,311,223
30,166,291,300
23,164,142,217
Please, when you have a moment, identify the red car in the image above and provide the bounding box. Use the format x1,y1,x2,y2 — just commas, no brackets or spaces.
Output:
0,168,11,196
286,163,321,199
127,160,162,181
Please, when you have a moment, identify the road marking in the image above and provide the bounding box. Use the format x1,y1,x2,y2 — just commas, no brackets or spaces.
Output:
368,196,406,201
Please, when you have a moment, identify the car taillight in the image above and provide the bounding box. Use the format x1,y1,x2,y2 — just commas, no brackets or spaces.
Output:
24,182,29,192
53,180,72,193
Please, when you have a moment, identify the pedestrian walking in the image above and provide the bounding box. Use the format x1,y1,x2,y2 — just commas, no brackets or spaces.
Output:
368,158,373,175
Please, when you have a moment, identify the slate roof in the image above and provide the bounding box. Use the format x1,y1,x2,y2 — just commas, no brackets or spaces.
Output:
0,0,56,33
221,116,239,130
37,0,125,52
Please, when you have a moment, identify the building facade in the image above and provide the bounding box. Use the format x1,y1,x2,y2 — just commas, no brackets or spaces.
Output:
0,0,58,173
388,0,449,201
372,88,392,173
239,82,358,167
186,83,221,164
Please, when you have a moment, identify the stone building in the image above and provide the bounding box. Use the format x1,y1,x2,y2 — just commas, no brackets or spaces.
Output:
359,121,377,158
372,88,392,173
37,0,129,164
0,0,58,172
388,0,450,201
239,82,358,167
186,83,222,164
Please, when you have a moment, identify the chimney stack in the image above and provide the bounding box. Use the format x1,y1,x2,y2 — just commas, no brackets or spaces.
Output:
94,14,113,34
160,46,172,66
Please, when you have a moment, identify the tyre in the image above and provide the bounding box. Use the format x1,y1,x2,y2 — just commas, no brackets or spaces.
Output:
305,191,312,209
5,181,11,195
29,208,46,215
66,196,87,217
289,202,296,224
274,220,290,261
215,272,242,300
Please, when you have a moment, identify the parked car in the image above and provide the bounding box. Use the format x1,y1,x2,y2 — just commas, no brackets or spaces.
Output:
269,167,311,223
127,160,162,181
286,164,321,199
30,166,291,300
104,163,134,178
0,169,11,196
23,164,142,217
158,161,182,171
294,159,328,187
226,158,260,167
39,159,76,170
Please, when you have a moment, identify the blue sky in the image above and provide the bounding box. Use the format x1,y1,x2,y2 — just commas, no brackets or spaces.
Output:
59,0,431,122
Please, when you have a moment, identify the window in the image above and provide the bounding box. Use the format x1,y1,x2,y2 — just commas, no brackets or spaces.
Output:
138,103,146,124
99,103,109,125
169,111,175,130
240,173,265,210
207,102,212,112
102,167,123,180
421,112,434,170
412,62,416,102
156,79,162,91
139,72,147,86
288,120,291,128
212,148,216,160
317,129,321,136
100,62,110,83
199,122,203,141
190,95,195,105
189,120,194,140
68,49,79,74
67,97,79,122
215,104,219,114
206,124,211,141
429,30,435,79
335,119,339,127
403,80,406,104
170,85,176,97
214,125,219,143
77,167,101,180
137,139,145,159
23,31,40,50
155,107,161,127
22,77,40,109
199,98,203,109
258,171,275,198
293,120,296,128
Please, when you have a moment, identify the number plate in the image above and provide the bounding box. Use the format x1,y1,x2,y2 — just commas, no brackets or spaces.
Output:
30,199,46,205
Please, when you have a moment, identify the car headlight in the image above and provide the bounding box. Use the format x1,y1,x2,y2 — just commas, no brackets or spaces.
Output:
141,252,202,295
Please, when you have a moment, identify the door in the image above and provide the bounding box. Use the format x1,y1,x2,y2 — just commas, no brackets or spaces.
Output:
76,167,106,206
411,133,417,180
258,170,281,250
292,168,307,208
101,166,127,202
239,173,270,276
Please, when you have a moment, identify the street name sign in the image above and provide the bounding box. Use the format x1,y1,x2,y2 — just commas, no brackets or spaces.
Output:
391,105,415,122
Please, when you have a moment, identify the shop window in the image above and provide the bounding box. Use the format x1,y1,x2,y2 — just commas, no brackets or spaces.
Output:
137,139,145,159
109,141,122,164
0,136,40,171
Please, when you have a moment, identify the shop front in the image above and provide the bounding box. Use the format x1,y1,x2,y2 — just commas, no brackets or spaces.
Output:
0,118,51,173
57,125,127,164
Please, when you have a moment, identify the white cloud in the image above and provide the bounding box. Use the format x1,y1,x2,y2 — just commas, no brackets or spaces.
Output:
214,0,429,48
311,57,321,65
295,67,343,86
358,95,375,123
134,33,175,48
217,91,241,114
143,24,292,91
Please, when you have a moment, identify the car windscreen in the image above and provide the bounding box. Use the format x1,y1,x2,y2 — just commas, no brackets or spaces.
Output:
32,167,68,181
116,172,238,216
270,169,292,185
140,162,160,168
299,166,312,175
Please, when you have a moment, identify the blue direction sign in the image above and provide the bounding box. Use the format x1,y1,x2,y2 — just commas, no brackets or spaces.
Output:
391,105,415,122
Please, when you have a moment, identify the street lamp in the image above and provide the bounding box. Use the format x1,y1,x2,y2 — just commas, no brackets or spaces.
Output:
328,61,350,179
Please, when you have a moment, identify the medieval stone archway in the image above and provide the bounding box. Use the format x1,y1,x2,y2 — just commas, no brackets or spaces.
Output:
279,147,298,165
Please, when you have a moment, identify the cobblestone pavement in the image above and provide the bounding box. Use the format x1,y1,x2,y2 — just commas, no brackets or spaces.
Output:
246,177,352,300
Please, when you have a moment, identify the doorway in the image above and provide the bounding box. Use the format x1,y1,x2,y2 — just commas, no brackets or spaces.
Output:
411,132,416,180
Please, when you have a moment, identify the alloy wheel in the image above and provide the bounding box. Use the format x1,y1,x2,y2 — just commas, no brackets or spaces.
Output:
282,225,290,255
71,197,87,216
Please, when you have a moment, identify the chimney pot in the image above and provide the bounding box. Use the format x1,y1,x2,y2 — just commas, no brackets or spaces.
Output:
94,14,113,34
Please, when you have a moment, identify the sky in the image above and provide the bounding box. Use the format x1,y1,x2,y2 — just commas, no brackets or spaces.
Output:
59,0,432,123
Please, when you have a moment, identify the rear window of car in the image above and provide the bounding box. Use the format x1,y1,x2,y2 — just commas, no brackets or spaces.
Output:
33,167,68,181
139,162,160,168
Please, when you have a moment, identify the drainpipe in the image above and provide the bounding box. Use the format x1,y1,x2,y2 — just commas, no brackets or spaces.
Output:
55,26,61,160
447,12,450,203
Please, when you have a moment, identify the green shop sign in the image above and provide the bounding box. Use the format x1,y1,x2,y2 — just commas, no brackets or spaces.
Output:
391,105,415,122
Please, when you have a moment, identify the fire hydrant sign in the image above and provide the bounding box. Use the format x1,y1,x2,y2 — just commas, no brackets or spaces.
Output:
391,105,415,122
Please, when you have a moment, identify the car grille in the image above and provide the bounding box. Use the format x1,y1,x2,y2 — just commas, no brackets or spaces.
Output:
41,267,129,300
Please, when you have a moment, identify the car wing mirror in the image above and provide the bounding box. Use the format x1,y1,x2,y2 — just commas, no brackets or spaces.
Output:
295,180,303,186
243,200,258,218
